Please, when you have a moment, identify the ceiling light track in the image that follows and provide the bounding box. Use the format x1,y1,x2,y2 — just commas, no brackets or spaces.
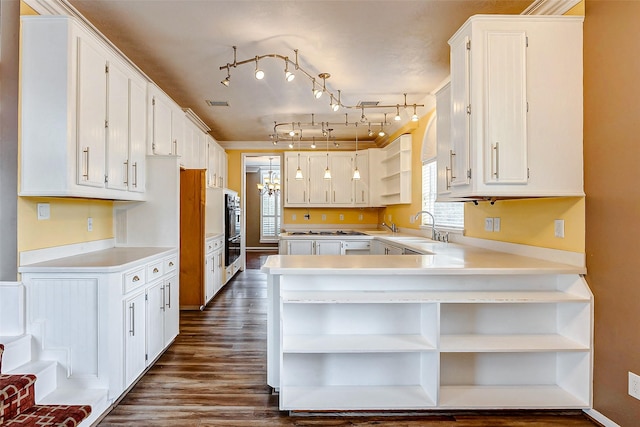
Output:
219,46,424,115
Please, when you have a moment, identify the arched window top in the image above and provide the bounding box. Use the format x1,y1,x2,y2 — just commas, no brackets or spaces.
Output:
421,112,437,163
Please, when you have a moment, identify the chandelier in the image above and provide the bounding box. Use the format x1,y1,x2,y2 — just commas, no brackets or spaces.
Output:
257,157,280,196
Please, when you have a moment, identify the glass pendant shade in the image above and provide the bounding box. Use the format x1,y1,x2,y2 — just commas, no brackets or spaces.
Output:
353,167,361,180
295,166,303,180
324,167,331,180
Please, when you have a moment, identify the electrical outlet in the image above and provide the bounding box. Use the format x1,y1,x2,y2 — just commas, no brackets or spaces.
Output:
292,214,297,221
87,217,93,232
339,214,344,221
304,213,310,220
484,217,494,232
358,214,363,221
554,219,565,238
322,214,326,221
409,215,415,224
630,371,640,400
37,203,50,220
493,217,501,232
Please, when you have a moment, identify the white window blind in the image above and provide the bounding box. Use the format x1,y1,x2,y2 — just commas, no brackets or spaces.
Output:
421,161,464,229
260,170,281,241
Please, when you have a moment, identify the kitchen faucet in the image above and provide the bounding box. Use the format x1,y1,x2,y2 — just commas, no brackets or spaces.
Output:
381,222,397,233
414,210,446,242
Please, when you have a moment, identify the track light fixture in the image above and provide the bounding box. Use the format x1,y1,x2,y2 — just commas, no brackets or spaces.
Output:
353,123,360,180
219,46,425,138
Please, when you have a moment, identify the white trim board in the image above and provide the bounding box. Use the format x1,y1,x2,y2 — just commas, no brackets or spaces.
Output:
19,239,115,266
583,409,621,427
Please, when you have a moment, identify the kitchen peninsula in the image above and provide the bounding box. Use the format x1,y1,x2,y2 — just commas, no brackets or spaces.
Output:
263,237,592,412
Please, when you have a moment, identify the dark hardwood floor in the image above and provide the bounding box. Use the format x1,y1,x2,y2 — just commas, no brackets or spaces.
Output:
98,252,599,426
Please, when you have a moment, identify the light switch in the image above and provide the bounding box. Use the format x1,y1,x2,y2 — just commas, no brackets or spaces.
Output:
554,219,565,238
484,217,494,232
493,217,501,232
37,203,50,220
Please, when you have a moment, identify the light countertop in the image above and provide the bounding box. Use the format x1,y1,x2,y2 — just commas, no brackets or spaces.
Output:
19,246,175,273
263,237,586,275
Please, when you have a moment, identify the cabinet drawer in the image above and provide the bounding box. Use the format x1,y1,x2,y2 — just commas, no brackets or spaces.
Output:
206,240,215,254
164,255,178,273
342,240,371,250
147,260,164,282
124,267,146,293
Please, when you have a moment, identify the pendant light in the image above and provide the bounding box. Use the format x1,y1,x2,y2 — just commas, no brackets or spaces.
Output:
257,157,280,196
353,123,361,180
323,130,331,180
295,133,304,180
394,105,401,121
254,56,264,80
378,113,387,137
411,104,419,122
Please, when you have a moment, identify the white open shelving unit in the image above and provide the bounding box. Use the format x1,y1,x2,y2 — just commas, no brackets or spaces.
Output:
272,272,592,411
370,134,412,206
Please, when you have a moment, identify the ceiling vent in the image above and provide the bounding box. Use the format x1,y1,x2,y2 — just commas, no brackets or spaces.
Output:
205,100,229,107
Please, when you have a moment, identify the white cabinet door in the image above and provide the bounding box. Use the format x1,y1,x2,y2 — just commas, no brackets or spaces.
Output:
308,154,331,204
149,87,174,156
213,250,223,294
77,36,107,189
128,76,147,192
435,81,455,201
449,34,471,191
106,59,130,191
353,151,369,205
146,280,165,364
483,30,528,185
285,153,308,206
287,240,314,255
171,107,185,160
315,240,342,255
330,153,354,205
124,290,146,386
205,253,215,303
163,274,179,346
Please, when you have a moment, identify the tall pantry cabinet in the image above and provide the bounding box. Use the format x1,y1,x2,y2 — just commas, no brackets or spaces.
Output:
179,169,225,310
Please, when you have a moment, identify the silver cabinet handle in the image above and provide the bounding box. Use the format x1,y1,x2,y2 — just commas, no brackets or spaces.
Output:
132,162,138,188
160,286,166,311
445,167,451,190
129,302,135,336
123,160,129,185
166,282,171,309
492,143,500,179
132,275,140,282
449,150,456,181
153,267,159,274
82,147,90,179
173,139,178,155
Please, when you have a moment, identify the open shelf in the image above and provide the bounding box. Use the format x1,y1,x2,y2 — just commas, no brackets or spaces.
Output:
284,334,436,353
282,385,436,410
438,385,589,409
439,334,589,352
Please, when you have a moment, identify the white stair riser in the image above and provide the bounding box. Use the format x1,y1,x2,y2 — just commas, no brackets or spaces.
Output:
0,335,32,372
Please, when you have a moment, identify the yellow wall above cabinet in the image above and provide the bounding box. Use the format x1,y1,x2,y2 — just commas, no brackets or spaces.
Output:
18,197,114,252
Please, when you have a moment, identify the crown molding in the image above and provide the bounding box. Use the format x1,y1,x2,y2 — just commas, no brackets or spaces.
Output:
522,0,582,16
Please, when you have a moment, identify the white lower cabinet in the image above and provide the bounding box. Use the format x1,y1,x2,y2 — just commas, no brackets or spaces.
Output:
281,239,342,255
20,249,179,404
272,273,592,411
124,289,147,386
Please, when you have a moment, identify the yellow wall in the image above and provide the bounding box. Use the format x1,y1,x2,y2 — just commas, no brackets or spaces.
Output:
464,197,584,252
18,197,114,252
379,111,433,229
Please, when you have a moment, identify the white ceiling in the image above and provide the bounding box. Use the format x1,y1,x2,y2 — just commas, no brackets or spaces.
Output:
61,0,533,149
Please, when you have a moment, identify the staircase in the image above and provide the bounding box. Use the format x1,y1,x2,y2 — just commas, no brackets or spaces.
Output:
0,282,109,426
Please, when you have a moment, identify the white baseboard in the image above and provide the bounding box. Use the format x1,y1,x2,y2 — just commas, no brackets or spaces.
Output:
19,239,115,265
583,409,621,427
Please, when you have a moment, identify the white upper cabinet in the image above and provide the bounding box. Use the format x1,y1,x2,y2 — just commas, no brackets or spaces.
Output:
183,109,210,169
206,135,227,188
20,16,146,201
284,153,308,206
369,134,412,206
444,15,584,199
148,83,181,157
284,152,367,207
